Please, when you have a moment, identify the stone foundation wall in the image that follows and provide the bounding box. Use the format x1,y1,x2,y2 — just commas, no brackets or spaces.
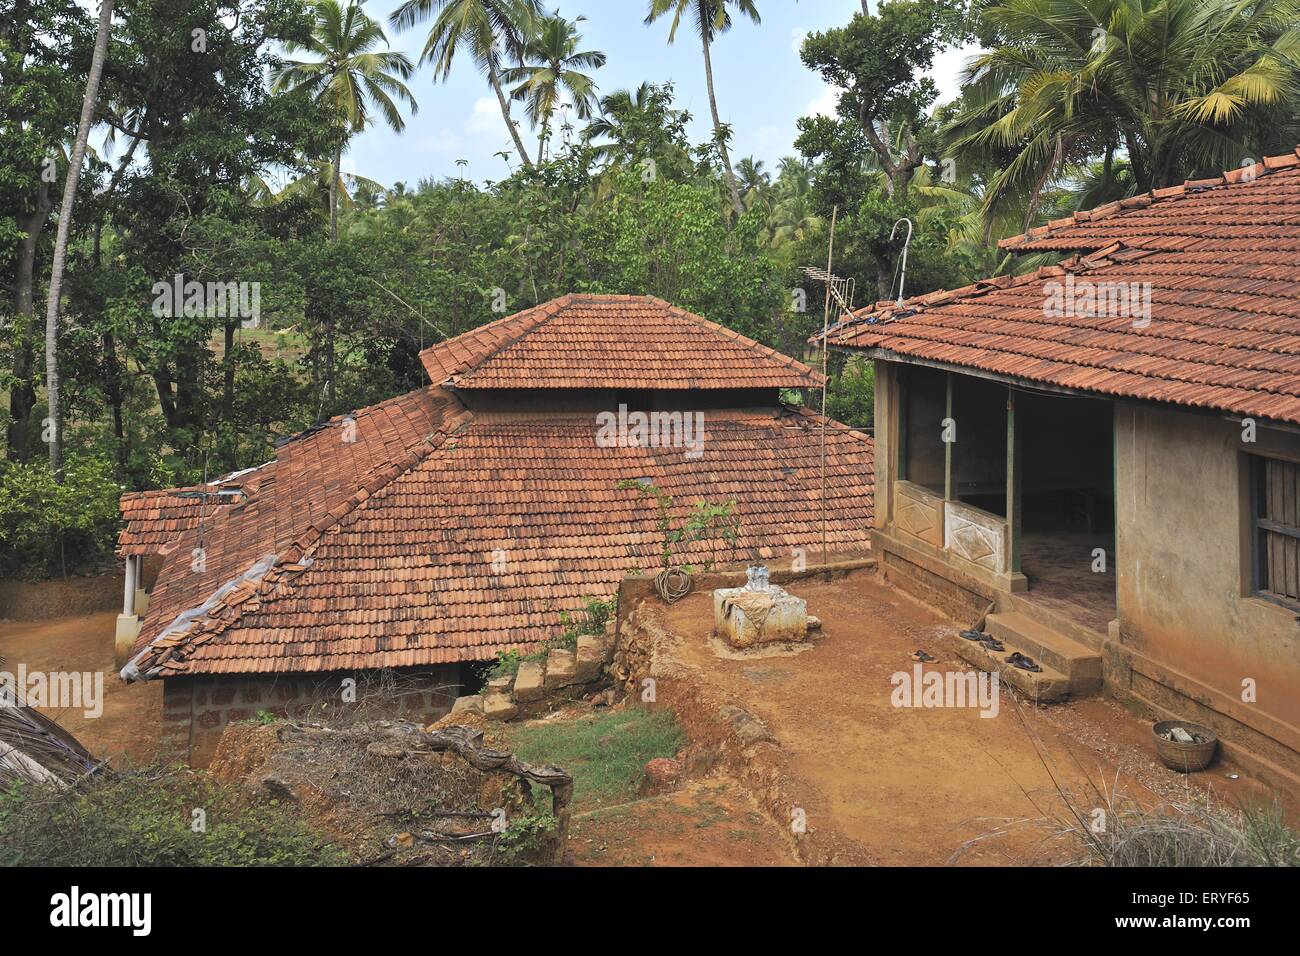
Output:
160,666,462,767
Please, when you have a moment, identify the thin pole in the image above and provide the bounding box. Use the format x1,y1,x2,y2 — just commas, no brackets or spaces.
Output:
820,205,838,566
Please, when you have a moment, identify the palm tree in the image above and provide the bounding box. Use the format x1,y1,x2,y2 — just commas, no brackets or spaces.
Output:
44,0,114,477
247,162,384,217
947,0,1300,227
502,13,606,161
768,157,822,246
583,82,677,162
645,0,760,219
390,0,542,170
734,155,770,210
273,0,417,242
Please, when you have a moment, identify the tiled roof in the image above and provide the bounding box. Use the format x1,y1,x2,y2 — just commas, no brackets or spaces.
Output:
124,400,873,678
824,240,1300,425
418,294,824,390
117,467,271,556
999,148,1300,253
825,146,1300,425
123,385,467,678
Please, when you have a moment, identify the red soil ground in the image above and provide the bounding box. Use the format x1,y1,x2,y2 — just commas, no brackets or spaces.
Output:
0,611,161,767
652,571,1292,865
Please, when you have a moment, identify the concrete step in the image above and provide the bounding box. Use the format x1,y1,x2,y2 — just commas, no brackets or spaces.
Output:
985,611,1103,694
953,635,1072,702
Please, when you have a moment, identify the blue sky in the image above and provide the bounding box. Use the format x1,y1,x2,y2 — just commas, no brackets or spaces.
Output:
344,0,979,189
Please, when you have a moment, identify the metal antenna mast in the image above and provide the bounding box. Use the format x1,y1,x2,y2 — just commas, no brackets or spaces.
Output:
890,217,914,305
817,207,839,565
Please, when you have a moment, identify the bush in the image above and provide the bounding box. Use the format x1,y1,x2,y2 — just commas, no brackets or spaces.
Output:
0,455,123,577
556,595,618,649
1062,793,1300,867
494,806,561,864
825,354,875,430
0,768,347,867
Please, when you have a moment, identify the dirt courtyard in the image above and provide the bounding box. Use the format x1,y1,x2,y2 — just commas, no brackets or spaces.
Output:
2,583,1291,866
0,611,162,767
650,570,1288,865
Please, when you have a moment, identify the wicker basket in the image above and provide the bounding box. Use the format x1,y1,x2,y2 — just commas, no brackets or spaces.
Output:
1153,720,1218,773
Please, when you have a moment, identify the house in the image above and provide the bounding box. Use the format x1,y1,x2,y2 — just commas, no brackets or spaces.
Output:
824,148,1300,787
117,294,875,765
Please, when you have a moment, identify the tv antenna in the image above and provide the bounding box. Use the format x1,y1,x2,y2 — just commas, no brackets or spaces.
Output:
799,265,855,319
807,206,844,566
890,217,914,305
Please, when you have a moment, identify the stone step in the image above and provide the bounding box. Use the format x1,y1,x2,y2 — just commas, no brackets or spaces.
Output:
953,635,1072,702
985,611,1102,694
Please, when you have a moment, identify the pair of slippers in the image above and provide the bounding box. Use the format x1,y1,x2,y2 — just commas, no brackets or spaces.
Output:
1006,651,1042,672
960,629,1005,652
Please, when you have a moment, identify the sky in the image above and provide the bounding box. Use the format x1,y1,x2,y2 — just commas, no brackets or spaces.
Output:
344,0,982,189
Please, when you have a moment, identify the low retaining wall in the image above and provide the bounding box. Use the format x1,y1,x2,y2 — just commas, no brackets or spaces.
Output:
0,572,121,621
161,666,462,767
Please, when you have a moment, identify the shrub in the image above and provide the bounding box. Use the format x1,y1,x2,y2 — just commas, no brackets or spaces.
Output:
0,455,123,577
494,806,561,865
1058,793,1300,867
0,768,346,867
486,649,529,680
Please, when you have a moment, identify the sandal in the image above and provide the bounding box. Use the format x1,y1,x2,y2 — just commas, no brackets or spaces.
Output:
911,650,936,662
1006,651,1041,672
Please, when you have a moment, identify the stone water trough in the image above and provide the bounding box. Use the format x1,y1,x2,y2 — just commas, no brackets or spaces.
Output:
713,566,813,649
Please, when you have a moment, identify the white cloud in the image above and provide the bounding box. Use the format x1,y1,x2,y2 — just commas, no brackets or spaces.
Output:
804,83,840,119
791,27,808,56
465,97,504,135
927,42,984,107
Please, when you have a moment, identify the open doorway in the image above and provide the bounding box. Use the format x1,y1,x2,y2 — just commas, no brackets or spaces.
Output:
1016,390,1116,633
900,366,1116,633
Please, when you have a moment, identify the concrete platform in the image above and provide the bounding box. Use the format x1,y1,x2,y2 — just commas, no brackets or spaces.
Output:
986,612,1104,694
954,635,1072,701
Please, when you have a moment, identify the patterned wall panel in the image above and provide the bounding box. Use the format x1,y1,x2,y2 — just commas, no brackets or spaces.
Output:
944,500,1007,573
894,480,945,548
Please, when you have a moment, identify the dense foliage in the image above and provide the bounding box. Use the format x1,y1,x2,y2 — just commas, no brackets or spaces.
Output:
0,455,122,577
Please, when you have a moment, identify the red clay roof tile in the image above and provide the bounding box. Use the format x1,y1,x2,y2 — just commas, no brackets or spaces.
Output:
419,294,823,390
999,147,1300,253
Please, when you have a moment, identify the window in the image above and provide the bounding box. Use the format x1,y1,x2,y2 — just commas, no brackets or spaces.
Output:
1254,455,1300,608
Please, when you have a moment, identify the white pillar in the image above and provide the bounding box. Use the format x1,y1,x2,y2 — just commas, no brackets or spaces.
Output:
123,555,137,616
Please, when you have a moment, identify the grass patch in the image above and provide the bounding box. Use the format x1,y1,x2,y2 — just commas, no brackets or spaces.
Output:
502,708,684,807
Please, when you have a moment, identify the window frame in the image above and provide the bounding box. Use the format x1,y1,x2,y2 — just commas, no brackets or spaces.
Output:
1250,453,1300,611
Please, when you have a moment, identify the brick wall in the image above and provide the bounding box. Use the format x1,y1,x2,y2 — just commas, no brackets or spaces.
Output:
160,665,463,767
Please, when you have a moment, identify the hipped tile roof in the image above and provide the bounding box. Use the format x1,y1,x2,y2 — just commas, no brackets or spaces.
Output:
419,294,824,390
127,405,872,677
122,295,871,680
123,386,467,678
825,147,1300,426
